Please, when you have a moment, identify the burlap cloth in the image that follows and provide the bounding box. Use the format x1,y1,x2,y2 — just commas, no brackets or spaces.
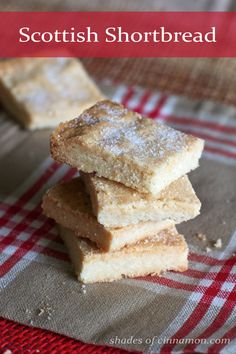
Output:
0,77,236,353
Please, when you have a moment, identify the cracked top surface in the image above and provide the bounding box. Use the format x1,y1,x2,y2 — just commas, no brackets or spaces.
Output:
53,99,202,165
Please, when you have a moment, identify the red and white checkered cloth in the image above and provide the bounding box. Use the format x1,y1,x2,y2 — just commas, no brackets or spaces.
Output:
0,80,236,354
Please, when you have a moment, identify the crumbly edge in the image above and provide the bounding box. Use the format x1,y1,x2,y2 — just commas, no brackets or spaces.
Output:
0,79,32,128
59,225,188,283
109,220,175,250
97,201,200,227
58,225,84,276
81,172,201,227
80,172,100,217
79,263,188,283
148,138,204,195
51,126,204,195
42,193,111,250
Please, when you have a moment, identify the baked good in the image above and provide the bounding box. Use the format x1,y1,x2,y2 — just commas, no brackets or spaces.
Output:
42,177,173,251
0,58,104,129
59,225,188,283
51,100,204,195
81,172,201,227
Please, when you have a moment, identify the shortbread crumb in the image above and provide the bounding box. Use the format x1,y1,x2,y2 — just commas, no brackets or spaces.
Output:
213,238,222,249
80,284,87,294
196,233,207,242
37,301,54,320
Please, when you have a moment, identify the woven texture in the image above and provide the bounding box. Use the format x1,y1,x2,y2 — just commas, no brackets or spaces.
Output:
0,80,236,353
82,58,236,107
0,317,133,354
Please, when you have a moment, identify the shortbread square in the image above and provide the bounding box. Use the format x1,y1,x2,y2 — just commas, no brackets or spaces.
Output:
59,225,188,283
51,100,204,195
0,58,104,129
42,177,173,251
81,173,201,227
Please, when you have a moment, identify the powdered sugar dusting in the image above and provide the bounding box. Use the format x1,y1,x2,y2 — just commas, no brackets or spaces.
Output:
99,101,129,117
98,115,185,160
73,100,188,161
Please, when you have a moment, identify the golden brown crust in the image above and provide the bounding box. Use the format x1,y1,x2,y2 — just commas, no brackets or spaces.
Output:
42,177,92,215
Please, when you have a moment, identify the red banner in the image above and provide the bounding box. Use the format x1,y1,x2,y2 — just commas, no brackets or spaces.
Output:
0,12,235,57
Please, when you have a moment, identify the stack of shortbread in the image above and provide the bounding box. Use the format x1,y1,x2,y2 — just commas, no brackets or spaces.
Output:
42,100,204,283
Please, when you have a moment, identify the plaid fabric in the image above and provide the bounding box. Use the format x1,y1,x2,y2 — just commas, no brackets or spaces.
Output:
0,80,236,353
83,58,236,108
0,317,133,354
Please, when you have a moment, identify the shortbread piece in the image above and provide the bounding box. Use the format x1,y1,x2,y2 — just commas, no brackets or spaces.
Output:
42,178,173,251
81,173,201,227
59,225,188,283
51,100,204,195
0,58,104,129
